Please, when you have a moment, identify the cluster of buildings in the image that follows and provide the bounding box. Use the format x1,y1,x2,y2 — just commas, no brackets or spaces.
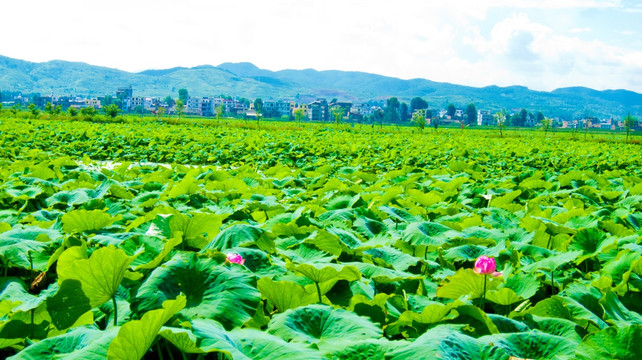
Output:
0,86,634,130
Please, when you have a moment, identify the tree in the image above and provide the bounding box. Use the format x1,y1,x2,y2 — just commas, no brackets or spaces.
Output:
156,106,166,120
536,111,545,123
178,89,189,103
331,106,344,126
163,95,175,107
103,104,120,118
410,97,428,112
541,117,552,136
215,103,224,122
294,108,305,126
80,106,97,120
624,113,638,143
447,103,456,118
411,109,426,131
384,97,400,123
28,103,39,118
494,110,506,138
175,99,184,120
516,108,528,127
68,107,78,117
45,102,54,115
254,98,263,125
399,102,409,122
465,103,477,125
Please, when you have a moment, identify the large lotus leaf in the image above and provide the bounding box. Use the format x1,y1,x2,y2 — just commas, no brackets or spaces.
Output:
323,338,408,360
527,316,583,344
7,327,118,360
0,226,62,271
524,296,608,330
403,221,461,247
5,185,44,199
45,189,93,207
386,324,498,360
362,246,420,271
353,216,388,239
132,252,259,329
326,226,364,249
520,251,582,272
503,272,540,299
185,318,323,359
133,235,182,271
436,268,502,300
61,209,116,234
288,262,361,284
485,287,523,305
200,223,274,252
568,228,616,263
108,296,186,360
158,327,204,354
57,245,135,307
0,278,57,313
46,279,92,330
599,291,642,327
267,304,382,346
257,277,317,313
480,330,577,360
575,325,642,360
346,262,422,283
378,205,416,223
166,213,228,248
489,190,522,207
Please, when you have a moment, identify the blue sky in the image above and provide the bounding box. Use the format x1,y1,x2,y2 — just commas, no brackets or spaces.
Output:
2,0,642,92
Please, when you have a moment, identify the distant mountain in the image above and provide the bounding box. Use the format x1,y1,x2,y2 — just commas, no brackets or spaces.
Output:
1,54,640,119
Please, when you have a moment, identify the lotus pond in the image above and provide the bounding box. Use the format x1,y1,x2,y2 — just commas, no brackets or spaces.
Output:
0,116,641,359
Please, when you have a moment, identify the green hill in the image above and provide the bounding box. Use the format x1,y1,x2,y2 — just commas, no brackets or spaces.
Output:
1,54,640,118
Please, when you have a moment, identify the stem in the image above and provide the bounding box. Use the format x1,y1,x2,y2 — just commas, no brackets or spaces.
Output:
164,341,176,360
481,274,487,312
550,270,555,295
156,342,165,360
315,282,322,303
30,308,35,339
112,296,118,326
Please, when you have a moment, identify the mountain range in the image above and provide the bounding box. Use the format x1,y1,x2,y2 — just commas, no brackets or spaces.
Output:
1,54,641,119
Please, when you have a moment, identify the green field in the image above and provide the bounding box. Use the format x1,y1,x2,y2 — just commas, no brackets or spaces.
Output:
1,115,641,359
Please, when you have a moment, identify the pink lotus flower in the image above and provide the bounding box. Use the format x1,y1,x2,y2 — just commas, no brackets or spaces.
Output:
226,253,245,265
474,256,502,277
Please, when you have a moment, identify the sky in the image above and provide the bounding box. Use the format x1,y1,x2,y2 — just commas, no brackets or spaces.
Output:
3,0,642,92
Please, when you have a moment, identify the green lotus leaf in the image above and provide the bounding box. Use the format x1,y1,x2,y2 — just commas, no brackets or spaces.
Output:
288,262,361,284
362,246,420,271
187,318,324,359
132,252,259,329
61,209,116,234
353,216,388,239
403,221,461,247
267,304,382,346
485,287,523,305
158,327,205,354
503,272,540,299
57,245,135,307
7,327,118,360
345,262,422,283
0,226,62,271
386,324,498,360
323,338,408,360
0,278,57,313
5,185,43,199
520,250,582,272
257,277,317,313
200,223,274,252
133,235,182,271
568,228,616,263
527,316,583,343
436,268,502,300
46,279,92,330
379,205,416,223
480,330,577,360
575,325,642,360
327,227,363,249
599,291,642,327
45,189,93,207
108,296,186,360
